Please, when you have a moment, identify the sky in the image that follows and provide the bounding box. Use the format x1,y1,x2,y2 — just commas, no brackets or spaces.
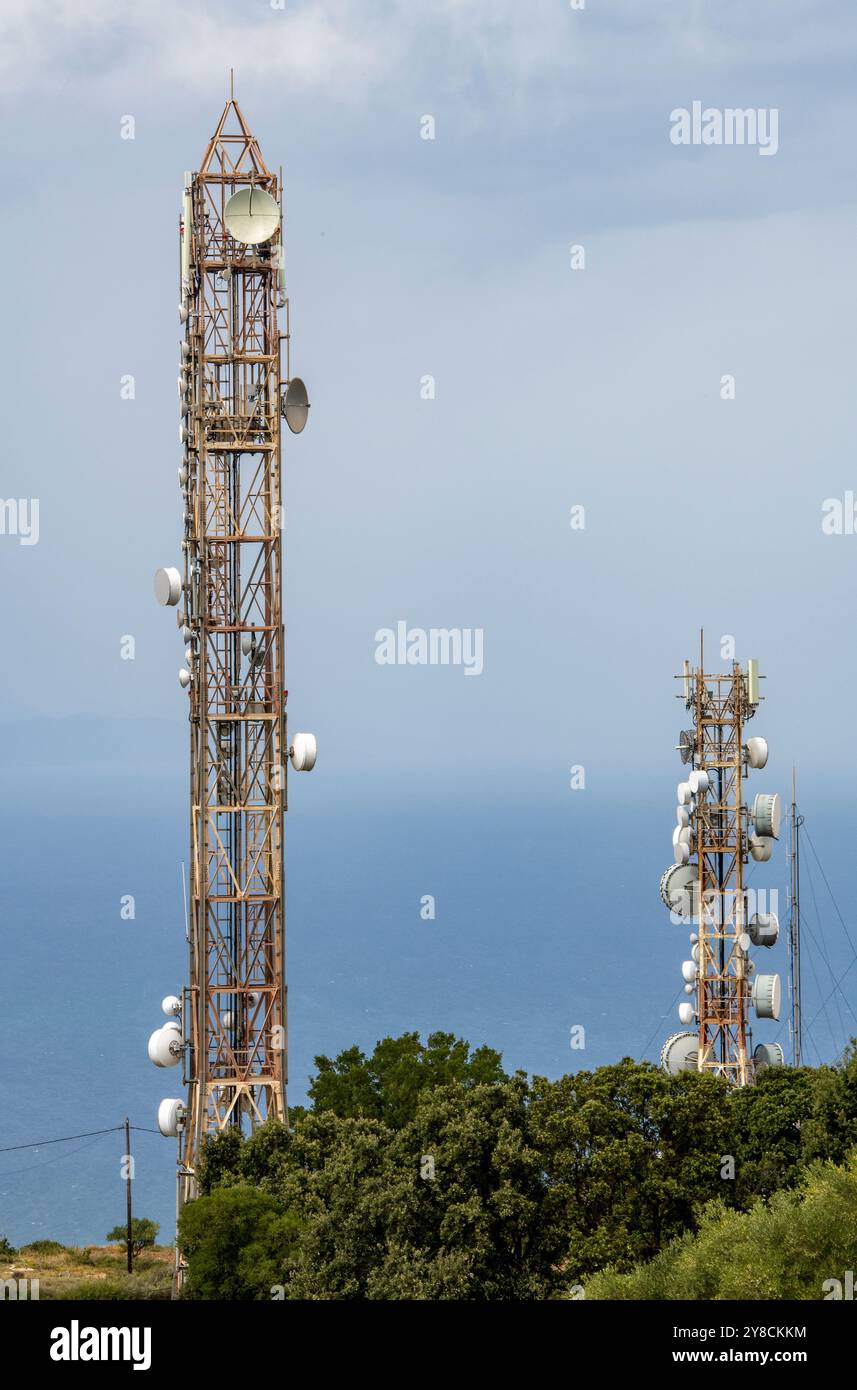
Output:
0,0,856,1239
0,0,854,785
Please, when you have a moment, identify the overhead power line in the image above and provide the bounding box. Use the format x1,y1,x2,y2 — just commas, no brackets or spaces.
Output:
0,1125,123,1154
0,1122,165,1157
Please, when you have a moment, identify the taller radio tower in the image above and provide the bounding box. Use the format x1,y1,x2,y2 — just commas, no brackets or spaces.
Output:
660,636,784,1086
150,88,315,1229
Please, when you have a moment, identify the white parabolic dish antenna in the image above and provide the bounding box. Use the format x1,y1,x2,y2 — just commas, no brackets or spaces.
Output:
660,1031,698,1074
283,377,310,434
157,1098,185,1137
147,1023,181,1068
749,834,773,862
749,912,780,947
752,972,781,1020
746,736,769,770
154,567,182,607
754,1042,784,1070
753,792,782,839
224,187,280,245
290,731,317,772
659,863,697,919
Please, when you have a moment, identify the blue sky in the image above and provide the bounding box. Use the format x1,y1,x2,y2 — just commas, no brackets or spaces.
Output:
0,1,854,788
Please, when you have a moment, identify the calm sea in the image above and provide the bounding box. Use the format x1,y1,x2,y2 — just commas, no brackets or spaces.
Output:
0,750,851,1246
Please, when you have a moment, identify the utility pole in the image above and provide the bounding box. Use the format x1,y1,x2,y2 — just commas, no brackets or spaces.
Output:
124,1116,133,1274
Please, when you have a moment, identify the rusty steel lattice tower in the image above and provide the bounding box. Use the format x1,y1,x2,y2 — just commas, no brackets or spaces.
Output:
152,89,314,1219
660,636,783,1086
686,647,753,1083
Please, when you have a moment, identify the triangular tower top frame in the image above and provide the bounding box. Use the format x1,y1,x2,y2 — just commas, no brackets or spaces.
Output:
199,76,272,180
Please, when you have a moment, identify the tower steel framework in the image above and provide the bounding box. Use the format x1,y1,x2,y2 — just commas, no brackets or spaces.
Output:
175,96,298,1200
681,646,754,1084
660,633,784,1088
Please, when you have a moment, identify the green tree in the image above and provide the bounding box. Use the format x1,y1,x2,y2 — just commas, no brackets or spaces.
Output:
195,1078,561,1299
182,1037,857,1300
197,1119,292,1197
308,1031,507,1128
527,1059,732,1279
177,1186,302,1300
726,1047,857,1203
195,1125,245,1195
273,1112,401,1298
370,1075,562,1299
801,1041,857,1164
587,1151,857,1300
106,1218,159,1260
728,1065,815,1201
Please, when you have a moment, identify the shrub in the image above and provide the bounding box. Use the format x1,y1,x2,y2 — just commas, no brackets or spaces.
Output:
586,1151,857,1300
105,1218,160,1259
177,1185,302,1300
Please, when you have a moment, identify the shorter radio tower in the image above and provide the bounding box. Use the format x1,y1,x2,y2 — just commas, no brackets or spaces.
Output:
660,634,784,1085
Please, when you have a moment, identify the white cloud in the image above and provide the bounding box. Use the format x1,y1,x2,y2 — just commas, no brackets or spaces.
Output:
0,1,393,100
2,0,856,117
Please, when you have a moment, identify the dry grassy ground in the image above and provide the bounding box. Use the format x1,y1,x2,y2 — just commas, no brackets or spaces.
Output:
1,1242,174,1300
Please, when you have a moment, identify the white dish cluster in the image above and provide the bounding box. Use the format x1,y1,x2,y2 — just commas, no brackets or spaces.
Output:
146,995,186,1137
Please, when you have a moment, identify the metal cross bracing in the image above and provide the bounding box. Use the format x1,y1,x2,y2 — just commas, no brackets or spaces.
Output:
180,98,288,1187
